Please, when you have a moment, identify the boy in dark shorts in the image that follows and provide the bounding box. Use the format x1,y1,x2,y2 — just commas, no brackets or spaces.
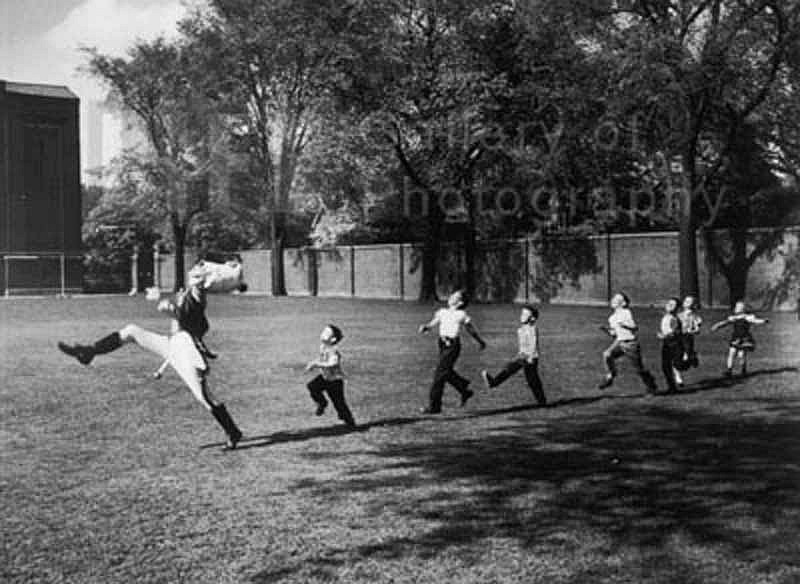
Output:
305,324,356,427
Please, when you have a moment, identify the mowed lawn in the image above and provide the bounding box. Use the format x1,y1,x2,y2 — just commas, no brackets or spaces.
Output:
2,295,800,584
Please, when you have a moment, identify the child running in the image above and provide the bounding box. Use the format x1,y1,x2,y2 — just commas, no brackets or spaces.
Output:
657,297,683,393
480,304,546,405
598,292,658,394
673,294,703,386
418,290,487,414
305,324,356,427
710,300,769,377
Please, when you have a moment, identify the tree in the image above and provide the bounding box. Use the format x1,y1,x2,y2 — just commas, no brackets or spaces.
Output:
82,178,161,293
182,0,357,295
702,124,800,304
570,0,800,297
337,0,521,300
84,38,222,290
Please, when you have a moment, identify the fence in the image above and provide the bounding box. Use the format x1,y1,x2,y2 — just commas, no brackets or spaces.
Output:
155,229,800,310
0,252,84,296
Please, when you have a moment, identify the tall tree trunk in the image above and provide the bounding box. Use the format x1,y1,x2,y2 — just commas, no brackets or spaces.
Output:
679,153,700,297
172,218,187,292
724,267,748,308
420,223,440,302
419,194,443,302
678,214,699,298
463,219,477,301
704,228,751,309
462,184,478,301
270,210,287,296
725,228,749,306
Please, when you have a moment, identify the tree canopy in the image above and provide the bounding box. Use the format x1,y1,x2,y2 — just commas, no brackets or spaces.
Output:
83,0,800,301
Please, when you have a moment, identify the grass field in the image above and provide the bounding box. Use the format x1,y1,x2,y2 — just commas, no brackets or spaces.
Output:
2,295,800,584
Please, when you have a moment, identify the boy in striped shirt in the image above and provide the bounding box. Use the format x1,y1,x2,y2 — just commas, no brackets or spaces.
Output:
481,304,546,405
305,324,356,427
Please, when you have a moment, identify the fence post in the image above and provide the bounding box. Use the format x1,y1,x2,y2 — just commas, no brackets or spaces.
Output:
399,243,405,300
59,253,66,297
605,231,613,302
706,245,714,308
129,245,139,295
524,238,530,302
350,246,356,296
153,244,161,289
308,247,318,296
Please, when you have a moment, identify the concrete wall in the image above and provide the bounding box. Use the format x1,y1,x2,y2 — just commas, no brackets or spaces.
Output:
284,249,311,296
354,245,403,299
155,228,800,310
239,249,270,294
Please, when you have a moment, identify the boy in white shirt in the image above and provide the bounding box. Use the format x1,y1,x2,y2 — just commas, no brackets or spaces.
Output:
418,290,487,414
481,304,546,405
598,292,657,394
657,297,683,393
305,324,356,427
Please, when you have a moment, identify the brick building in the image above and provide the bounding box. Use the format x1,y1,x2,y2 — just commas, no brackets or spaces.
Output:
0,80,82,294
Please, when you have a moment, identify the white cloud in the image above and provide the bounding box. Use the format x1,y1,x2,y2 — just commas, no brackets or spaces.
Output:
45,0,186,61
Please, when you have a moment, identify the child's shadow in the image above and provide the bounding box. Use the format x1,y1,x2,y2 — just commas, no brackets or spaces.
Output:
202,394,643,451
678,366,798,395
201,423,372,451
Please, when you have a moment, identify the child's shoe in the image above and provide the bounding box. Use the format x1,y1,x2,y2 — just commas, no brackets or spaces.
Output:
420,406,442,415
57,342,94,365
481,370,494,390
315,403,326,416
460,388,474,407
597,375,614,390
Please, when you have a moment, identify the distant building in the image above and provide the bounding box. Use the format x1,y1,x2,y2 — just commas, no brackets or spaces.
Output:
0,79,82,294
84,99,104,179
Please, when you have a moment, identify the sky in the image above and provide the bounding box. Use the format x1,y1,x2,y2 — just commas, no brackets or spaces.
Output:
1,0,191,175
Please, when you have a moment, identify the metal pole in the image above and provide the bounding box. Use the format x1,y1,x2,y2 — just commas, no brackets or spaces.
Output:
606,231,613,302
524,238,530,302
153,243,161,289
60,253,66,297
129,245,139,296
399,244,405,300
350,246,356,296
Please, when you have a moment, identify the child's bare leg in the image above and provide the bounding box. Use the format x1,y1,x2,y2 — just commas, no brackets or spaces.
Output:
154,359,169,379
725,347,737,375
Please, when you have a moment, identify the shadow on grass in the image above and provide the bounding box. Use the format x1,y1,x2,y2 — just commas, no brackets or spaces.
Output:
254,382,800,583
210,398,623,451
676,366,799,395
215,367,797,454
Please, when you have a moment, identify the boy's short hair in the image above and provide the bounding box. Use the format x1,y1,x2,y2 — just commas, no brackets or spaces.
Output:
449,289,467,308
521,304,539,319
619,292,631,307
328,324,343,344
